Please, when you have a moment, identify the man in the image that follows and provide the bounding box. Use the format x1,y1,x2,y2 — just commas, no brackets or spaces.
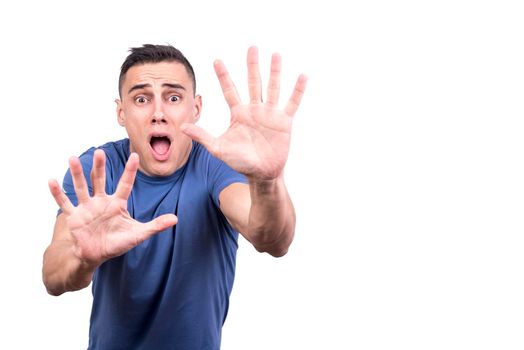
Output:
43,44,307,349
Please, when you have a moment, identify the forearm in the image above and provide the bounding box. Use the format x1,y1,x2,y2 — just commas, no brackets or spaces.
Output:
42,241,95,296
247,176,296,257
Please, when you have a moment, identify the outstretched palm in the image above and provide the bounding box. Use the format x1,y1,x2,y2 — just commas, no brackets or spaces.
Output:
48,151,177,267
182,47,307,180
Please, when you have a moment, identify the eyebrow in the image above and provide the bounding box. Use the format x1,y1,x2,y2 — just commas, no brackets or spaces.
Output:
128,83,187,95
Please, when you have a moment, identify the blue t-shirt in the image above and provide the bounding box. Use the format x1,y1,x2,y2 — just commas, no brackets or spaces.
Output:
62,139,247,350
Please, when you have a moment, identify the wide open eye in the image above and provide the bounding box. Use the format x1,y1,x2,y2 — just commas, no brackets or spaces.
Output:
135,96,148,104
169,95,179,102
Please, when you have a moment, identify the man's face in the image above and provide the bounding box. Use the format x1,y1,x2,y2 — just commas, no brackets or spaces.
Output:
116,61,201,177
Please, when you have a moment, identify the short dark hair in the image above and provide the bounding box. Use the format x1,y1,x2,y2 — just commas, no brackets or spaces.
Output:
118,44,196,97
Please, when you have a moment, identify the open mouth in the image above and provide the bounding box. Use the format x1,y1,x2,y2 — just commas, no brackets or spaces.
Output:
150,136,171,157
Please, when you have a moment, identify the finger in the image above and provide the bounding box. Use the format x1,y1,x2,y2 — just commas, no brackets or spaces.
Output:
114,153,139,200
247,46,262,103
181,123,220,158
214,59,241,108
138,214,178,243
69,156,90,204
90,149,107,196
266,53,281,106
284,74,308,117
48,179,74,214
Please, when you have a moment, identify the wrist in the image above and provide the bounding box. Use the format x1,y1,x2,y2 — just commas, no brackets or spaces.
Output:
248,176,280,195
247,172,284,186
247,175,288,202
61,252,97,293
70,245,99,276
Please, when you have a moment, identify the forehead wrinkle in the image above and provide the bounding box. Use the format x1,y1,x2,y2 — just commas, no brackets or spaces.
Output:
128,83,151,95
127,82,186,95
125,74,190,96
123,62,195,96
162,83,186,91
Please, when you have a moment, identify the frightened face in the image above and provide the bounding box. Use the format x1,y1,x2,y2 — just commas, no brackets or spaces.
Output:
116,61,201,177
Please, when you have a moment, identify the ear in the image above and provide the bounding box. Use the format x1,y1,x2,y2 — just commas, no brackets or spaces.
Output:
193,95,202,123
115,99,125,126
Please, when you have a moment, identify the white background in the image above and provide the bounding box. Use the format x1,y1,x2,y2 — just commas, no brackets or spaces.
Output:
1,0,523,349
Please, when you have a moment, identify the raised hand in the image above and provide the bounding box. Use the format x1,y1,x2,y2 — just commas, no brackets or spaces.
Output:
48,150,178,268
182,46,307,181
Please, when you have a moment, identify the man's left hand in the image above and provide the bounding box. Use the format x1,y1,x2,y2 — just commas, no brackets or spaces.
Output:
181,46,307,181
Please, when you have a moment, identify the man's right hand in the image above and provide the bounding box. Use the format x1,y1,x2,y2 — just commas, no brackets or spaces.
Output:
47,149,178,270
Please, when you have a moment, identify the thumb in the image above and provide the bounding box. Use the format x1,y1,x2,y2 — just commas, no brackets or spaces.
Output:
181,123,220,157
139,214,178,242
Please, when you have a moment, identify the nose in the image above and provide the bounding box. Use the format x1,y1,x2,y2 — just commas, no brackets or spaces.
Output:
151,100,167,124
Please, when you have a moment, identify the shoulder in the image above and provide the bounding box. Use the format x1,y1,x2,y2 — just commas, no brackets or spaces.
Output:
74,139,129,188
188,141,212,164
185,142,247,205
188,141,245,180
97,139,129,163
188,141,239,171
185,141,219,177
77,139,129,162
87,139,130,174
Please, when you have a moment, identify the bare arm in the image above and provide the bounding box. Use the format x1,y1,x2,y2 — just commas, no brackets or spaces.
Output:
42,214,96,296
42,150,177,296
182,47,306,257
220,177,295,257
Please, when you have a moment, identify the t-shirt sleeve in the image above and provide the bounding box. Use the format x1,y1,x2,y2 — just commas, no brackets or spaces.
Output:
61,147,96,207
207,155,248,208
